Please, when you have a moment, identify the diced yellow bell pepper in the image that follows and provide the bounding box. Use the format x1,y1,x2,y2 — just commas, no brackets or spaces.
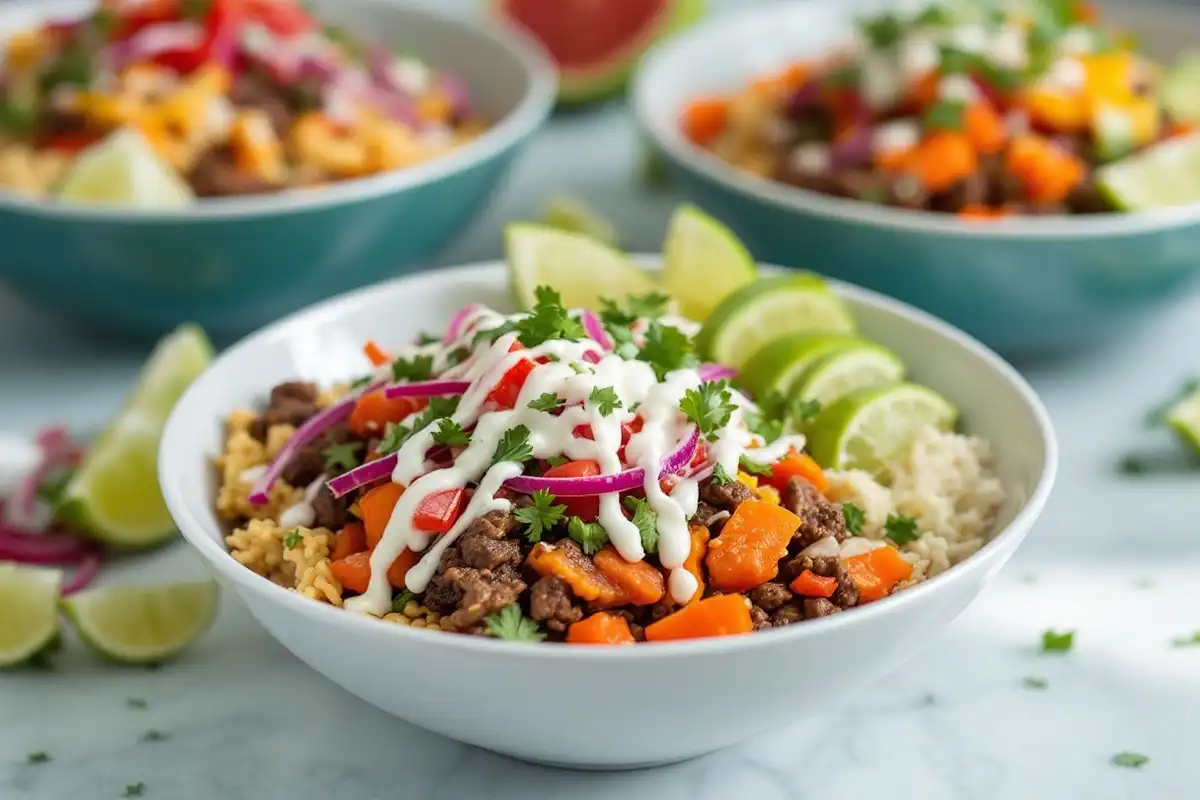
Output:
736,471,759,492
75,92,145,128
1025,87,1089,133
1083,51,1134,107
231,110,287,184
289,112,369,177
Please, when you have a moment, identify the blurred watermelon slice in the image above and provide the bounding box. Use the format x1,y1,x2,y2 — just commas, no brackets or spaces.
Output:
497,0,704,104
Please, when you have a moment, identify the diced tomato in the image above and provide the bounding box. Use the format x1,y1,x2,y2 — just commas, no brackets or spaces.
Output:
245,0,317,36
43,132,97,154
543,460,601,521
689,440,709,470
150,0,241,74
411,488,467,534
485,358,535,410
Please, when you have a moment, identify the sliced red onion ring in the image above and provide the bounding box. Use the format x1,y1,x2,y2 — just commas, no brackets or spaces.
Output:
831,125,874,169
62,550,103,595
445,304,484,343
0,526,94,564
328,453,397,497
505,427,699,497
580,309,612,350
698,363,736,382
382,380,470,400
436,73,471,120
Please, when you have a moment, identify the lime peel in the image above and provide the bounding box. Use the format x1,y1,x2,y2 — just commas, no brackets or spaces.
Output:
0,564,63,667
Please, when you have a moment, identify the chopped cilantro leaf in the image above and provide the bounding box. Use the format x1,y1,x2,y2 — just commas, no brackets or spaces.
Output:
923,99,967,132
416,331,440,346
123,782,146,797
680,380,736,442
793,397,823,422
738,456,772,477
623,496,659,554
390,354,434,383
626,292,671,319
588,386,623,417
446,346,470,366
914,4,952,25
125,697,148,710
431,419,471,448
1110,751,1149,769
638,321,699,380
140,730,170,743
349,374,373,390
322,442,363,473
492,425,533,465
860,12,903,49
711,463,734,485
391,590,415,613
545,455,569,467
528,392,564,413
1041,629,1075,653
1170,632,1200,648
826,63,860,88
38,46,94,93
411,396,460,433
484,604,545,642
841,502,864,535
473,319,519,346
514,489,567,543
514,286,585,348
1021,676,1049,690
976,60,1021,91
283,529,304,549
937,44,974,75
883,513,918,545
26,751,51,764
36,469,74,506
378,423,409,455
567,516,608,555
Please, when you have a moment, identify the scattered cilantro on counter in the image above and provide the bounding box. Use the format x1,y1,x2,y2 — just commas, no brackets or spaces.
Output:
26,751,51,765
1110,751,1149,769
1041,629,1075,653
1021,676,1049,690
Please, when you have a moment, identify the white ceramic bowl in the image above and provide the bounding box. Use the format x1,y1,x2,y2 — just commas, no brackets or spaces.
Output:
159,262,1057,769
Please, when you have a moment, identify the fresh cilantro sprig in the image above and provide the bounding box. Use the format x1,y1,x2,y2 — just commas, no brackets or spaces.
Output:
841,502,865,535
1041,629,1075,653
883,513,918,545
431,419,471,448
514,489,567,543
322,442,363,472
493,425,533,465
485,604,545,642
860,11,903,48
738,456,772,477
391,354,434,383
711,463,734,485
1111,752,1149,769
283,529,304,549
567,516,608,555
528,392,564,413
588,386,623,417
623,496,659,554
638,321,699,380
378,422,409,455
513,286,585,347
411,396,460,434
680,380,737,442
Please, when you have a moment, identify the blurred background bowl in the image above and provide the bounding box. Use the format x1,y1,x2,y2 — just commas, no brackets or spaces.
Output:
633,0,1200,356
0,0,555,341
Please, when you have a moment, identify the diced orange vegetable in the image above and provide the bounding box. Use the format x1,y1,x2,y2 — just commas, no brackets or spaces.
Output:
1073,1,1098,23
363,340,390,367
705,500,801,592
682,524,710,605
780,62,812,89
683,96,729,146
1005,135,1085,203
958,203,1009,220
527,542,626,606
386,547,418,588
594,546,666,606
1025,87,1088,133
875,145,915,172
347,391,427,437
904,71,940,111
965,101,1006,155
416,90,452,124
844,546,914,603
1082,51,1134,108
789,569,838,598
907,131,978,193
1169,121,1198,140
764,450,828,494
330,548,416,593
331,522,367,562
566,612,636,645
645,594,753,642
360,482,405,550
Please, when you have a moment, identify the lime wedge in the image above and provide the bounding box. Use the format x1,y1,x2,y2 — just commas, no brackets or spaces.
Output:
791,343,906,408
0,565,62,667
56,325,214,548
696,273,856,368
661,205,757,322
56,127,194,209
1166,387,1200,455
541,195,620,247
62,579,218,663
806,383,958,477
505,223,661,311
1161,52,1200,124
1096,134,1200,211
738,332,862,398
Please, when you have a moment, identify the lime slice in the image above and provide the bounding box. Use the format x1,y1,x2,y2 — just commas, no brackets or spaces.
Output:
541,195,620,247
1166,387,1200,455
1161,52,1200,123
0,565,62,667
661,205,757,322
1096,134,1200,211
505,223,661,311
57,325,214,548
696,273,856,368
806,383,958,477
737,332,862,398
791,343,906,408
56,127,195,209
62,579,218,663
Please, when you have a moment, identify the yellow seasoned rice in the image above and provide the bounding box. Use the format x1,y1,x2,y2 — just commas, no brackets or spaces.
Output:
283,527,343,607
215,409,300,521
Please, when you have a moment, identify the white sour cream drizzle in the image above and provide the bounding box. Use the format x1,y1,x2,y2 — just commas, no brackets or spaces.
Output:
343,312,793,617
279,473,326,530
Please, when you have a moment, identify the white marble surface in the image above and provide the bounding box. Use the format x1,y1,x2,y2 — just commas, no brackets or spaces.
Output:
4,22,1200,800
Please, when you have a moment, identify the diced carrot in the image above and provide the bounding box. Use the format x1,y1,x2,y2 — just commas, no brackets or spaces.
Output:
844,546,914,603
875,145,915,172
347,390,427,437
645,594,753,642
965,101,1006,155
683,96,729,146
789,569,838,598
330,551,372,594
386,547,418,588
360,482,405,550
764,449,828,494
566,612,636,645
526,542,626,606
594,546,666,606
1169,121,1198,140
331,522,367,561
682,524,710,605
705,500,801,592
1005,134,1085,203
904,71,940,111
907,131,978,193
363,340,390,367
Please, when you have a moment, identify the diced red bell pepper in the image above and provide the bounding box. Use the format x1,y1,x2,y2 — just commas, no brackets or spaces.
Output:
109,0,179,40
411,488,467,534
543,460,601,522
43,132,98,154
244,0,317,37
151,0,241,74
485,358,535,410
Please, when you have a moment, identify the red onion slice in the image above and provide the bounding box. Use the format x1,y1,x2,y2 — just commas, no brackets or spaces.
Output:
328,453,398,497
0,525,95,564
831,125,874,169
62,550,103,595
382,380,470,400
445,304,483,343
435,73,471,120
697,364,736,382
580,309,612,350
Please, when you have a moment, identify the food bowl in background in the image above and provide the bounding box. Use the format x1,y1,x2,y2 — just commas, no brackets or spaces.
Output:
159,260,1055,769
633,0,1200,356
0,0,556,340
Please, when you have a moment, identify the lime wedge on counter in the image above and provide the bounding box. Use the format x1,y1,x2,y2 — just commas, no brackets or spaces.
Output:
541,195,620,247
737,332,862,398
0,565,62,667
806,383,957,477
56,324,213,548
1166,387,1200,455
696,273,856,368
1160,52,1200,124
506,223,662,311
62,579,218,663
661,204,757,322
791,343,906,407
1096,134,1200,211
56,127,194,209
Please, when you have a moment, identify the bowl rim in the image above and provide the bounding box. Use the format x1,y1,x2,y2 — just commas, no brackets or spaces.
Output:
632,0,1200,240
160,258,1059,659
0,0,557,222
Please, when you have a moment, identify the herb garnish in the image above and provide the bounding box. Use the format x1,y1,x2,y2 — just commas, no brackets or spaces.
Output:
860,12,903,48
738,456,772,477
123,782,146,797
492,425,533,465
416,331,440,346
841,502,865,535
140,730,170,743
514,286,586,348
283,529,304,549
514,489,567,543
567,516,608,555
588,386,623,417
391,590,415,613
528,392,564,413
26,751,51,764
484,604,545,642
680,380,737,442
545,455,569,468
390,354,434,383
883,513,918,545
431,419,471,448
711,463,734,485
793,397,823,423
639,321,699,380
923,99,967,132
36,469,74,506
1021,676,1049,690
322,442,362,472
937,44,974,75
1110,751,1149,769
411,396,460,433
1041,629,1075,653
624,496,659,554
1170,632,1200,648
349,375,373,390
377,423,409,455
126,697,148,710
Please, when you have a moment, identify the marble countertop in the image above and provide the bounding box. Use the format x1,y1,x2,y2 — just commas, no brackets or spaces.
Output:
3,75,1200,800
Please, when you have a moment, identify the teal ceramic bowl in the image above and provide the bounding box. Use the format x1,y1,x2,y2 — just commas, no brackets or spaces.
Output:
0,0,555,340
633,0,1200,356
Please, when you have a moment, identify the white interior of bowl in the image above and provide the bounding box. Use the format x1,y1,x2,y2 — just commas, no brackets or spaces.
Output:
0,0,556,220
159,260,1056,656
633,0,1200,238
